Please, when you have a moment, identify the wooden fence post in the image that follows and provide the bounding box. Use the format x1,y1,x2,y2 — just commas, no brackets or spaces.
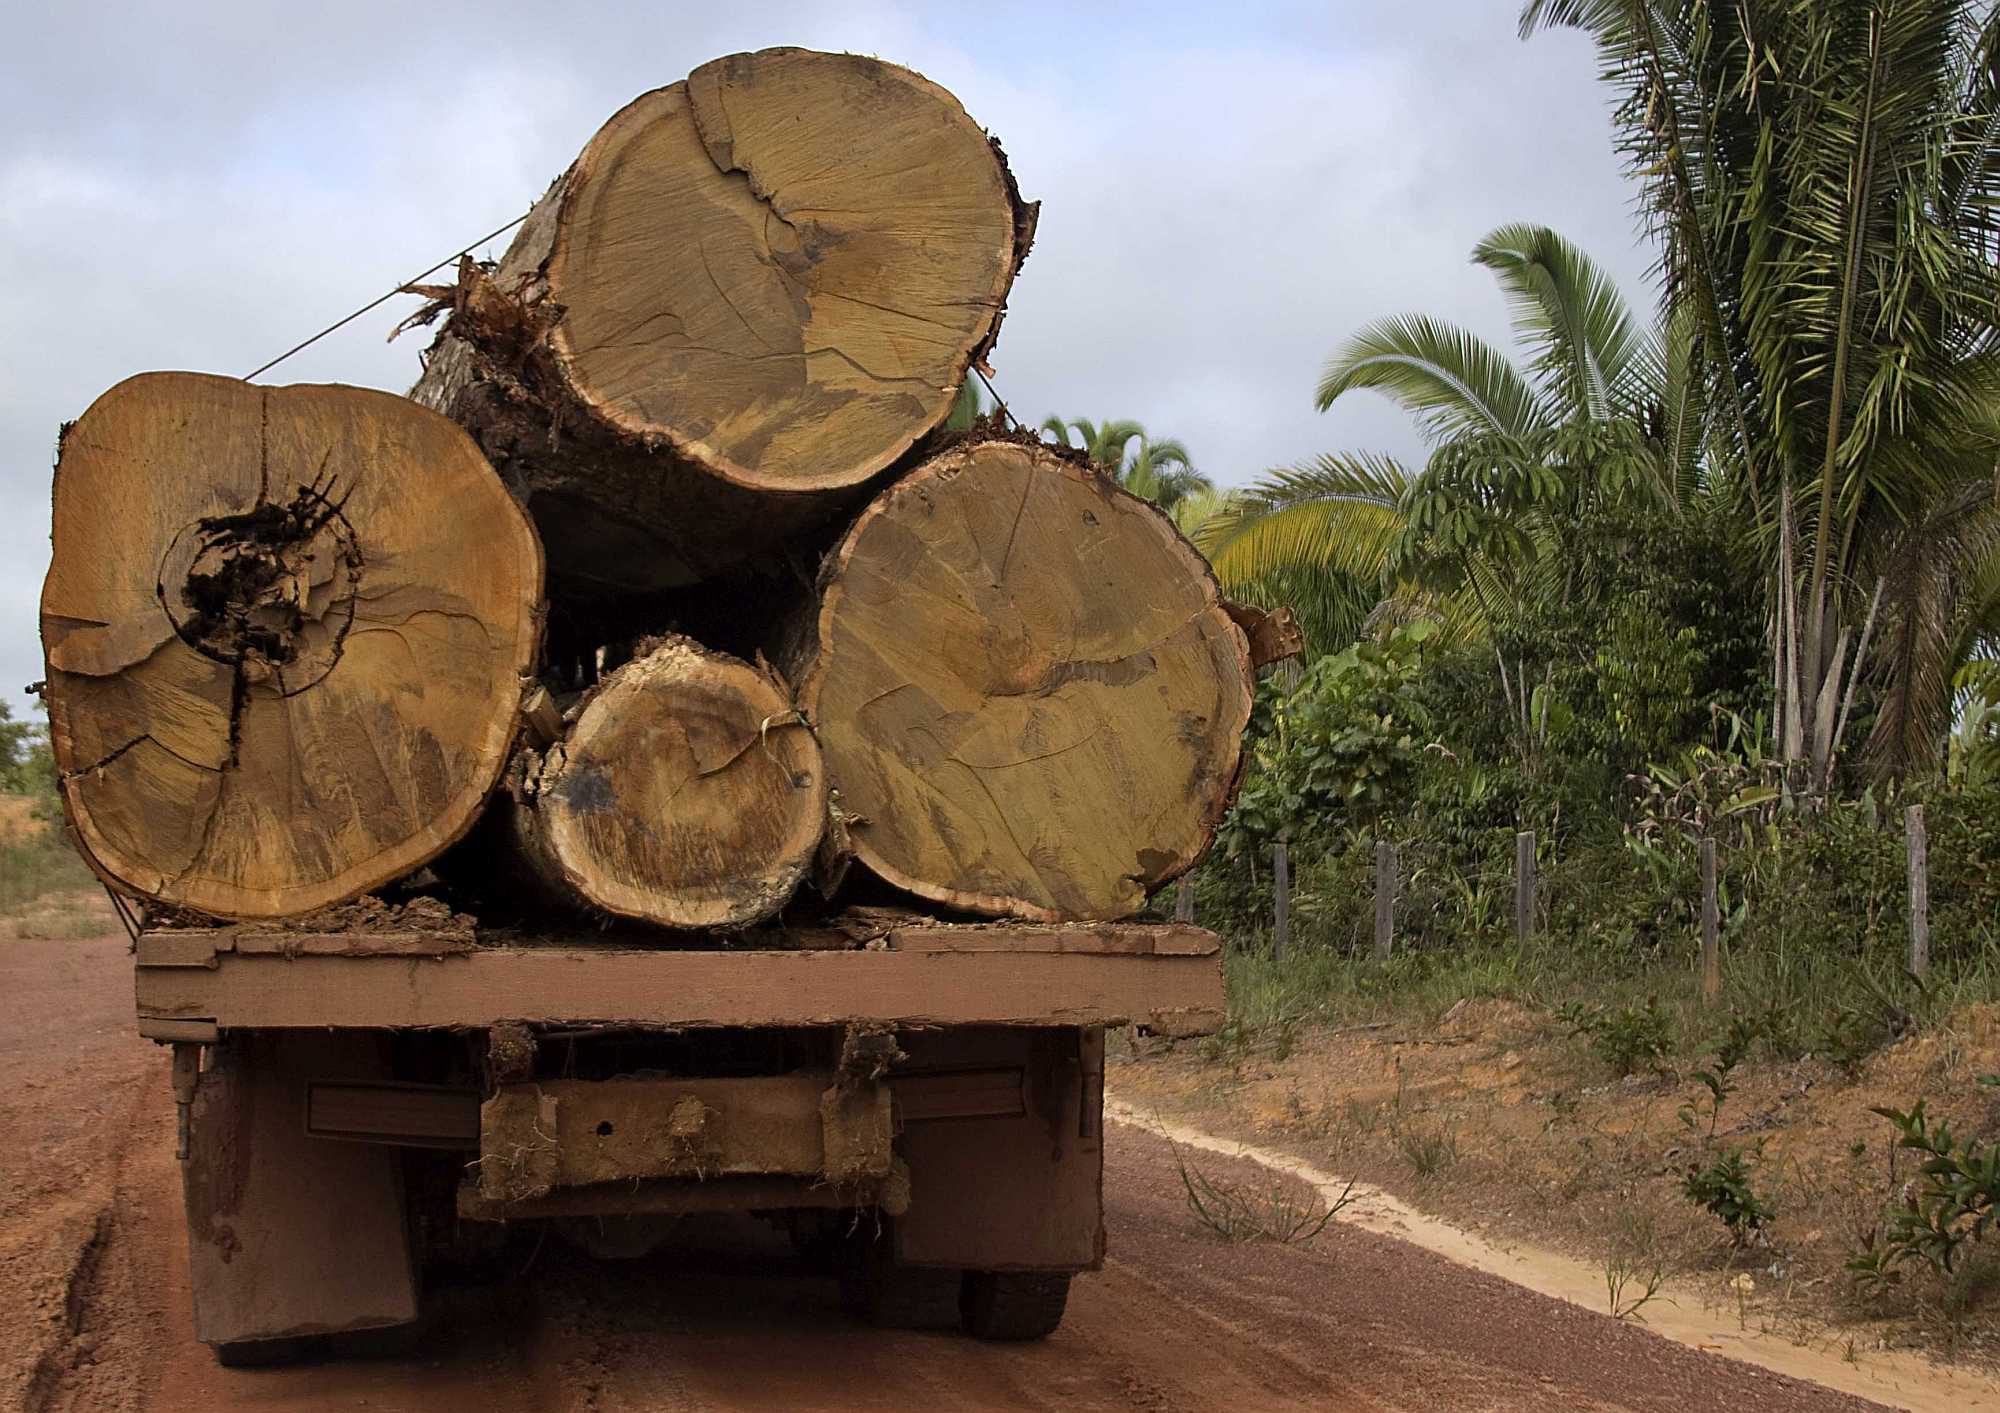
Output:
1173,877,1195,923
1514,830,1536,944
1272,839,1291,962
1700,836,1721,1004
1907,804,1929,979
1374,838,1396,961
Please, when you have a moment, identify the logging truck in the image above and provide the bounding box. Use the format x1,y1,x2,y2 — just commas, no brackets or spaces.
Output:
133,909,1226,1360
43,46,1271,1361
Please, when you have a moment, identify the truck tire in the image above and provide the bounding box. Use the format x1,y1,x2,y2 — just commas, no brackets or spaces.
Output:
838,1224,962,1330
960,1271,1071,1340
212,1321,423,1367
212,1335,316,1368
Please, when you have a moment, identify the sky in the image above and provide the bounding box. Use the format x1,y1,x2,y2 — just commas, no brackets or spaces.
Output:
0,1,1653,720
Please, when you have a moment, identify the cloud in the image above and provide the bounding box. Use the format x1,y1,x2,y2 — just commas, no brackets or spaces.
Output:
0,2,1648,719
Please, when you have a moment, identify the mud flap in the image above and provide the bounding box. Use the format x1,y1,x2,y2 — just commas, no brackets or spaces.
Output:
893,1028,1104,1271
181,1032,418,1346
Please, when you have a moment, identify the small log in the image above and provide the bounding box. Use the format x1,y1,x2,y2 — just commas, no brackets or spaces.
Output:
503,638,825,929
782,438,1253,921
41,372,543,919
411,47,1036,598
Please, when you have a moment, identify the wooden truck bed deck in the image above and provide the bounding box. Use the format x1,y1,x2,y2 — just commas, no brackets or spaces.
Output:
134,918,1227,1041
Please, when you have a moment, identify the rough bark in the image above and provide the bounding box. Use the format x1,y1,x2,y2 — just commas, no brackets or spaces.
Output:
410,47,1036,599
40,372,544,919
781,439,1254,922
502,637,826,930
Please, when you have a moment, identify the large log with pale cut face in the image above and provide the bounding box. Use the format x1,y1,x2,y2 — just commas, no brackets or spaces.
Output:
782,439,1254,921
40,372,544,919
411,46,1036,599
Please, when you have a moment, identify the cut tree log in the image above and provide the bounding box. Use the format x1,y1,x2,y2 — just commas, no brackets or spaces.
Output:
40,372,544,919
782,438,1254,922
410,47,1036,598
502,637,826,929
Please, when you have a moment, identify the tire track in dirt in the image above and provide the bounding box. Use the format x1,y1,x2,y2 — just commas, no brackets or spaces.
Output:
1,934,161,1413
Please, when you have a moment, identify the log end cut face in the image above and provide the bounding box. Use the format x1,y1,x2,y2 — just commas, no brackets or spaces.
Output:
40,372,544,918
533,639,826,929
805,442,1254,920
547,47,1025,493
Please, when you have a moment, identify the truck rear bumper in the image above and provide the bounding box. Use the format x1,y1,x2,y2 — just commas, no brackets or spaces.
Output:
134,920,1226,1038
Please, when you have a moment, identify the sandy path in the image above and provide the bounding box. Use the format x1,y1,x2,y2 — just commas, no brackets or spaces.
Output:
7,934,1914,1411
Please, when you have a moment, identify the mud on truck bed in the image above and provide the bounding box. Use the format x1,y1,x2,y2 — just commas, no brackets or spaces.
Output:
132,904,1225,1361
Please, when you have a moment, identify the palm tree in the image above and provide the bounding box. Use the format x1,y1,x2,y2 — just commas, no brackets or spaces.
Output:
1040,416,1215,512
1522,0,2000,783
1201,224,1692,638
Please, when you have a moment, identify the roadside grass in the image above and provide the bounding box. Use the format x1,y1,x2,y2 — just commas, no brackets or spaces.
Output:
1215,935,2000,1073
1395,1118,1460,1181
0,800,100,934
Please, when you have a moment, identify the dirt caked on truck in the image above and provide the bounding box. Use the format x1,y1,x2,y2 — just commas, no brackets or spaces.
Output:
132,902,1227,1358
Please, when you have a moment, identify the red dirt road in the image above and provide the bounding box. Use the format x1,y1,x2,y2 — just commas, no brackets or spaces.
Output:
10,934,1893,1412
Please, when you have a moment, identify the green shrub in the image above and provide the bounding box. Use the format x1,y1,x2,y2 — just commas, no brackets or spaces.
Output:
1683,1147,1775,1245
1678,1012,1767,1140
1559,999,1673,1076
1851,1095,2000,1292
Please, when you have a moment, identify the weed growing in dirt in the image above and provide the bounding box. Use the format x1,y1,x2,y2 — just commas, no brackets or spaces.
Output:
1176,1150,1355,1244
1602,1209,1675,1321
1683,1147,1775,1246
1559,999,1673,1077
1395,1120,1460,1180
1197,1017,1253,1063
1604,1252,1668,1321
1813,971,1931,1075
1679,1013,1767,1141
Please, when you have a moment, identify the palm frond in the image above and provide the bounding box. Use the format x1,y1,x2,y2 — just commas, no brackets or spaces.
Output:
1472,222,1646,421
1316,315,1545,445
1200,453,1415,589
1628,300,1710,508
1517,0,1626,41
1169,487,1237,540
1223,563,1396,656
1864,475,2000,778
1134,436,1194,470
1040,415,1079,445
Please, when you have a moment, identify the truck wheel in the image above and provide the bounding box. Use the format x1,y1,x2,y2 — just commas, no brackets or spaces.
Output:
783,1210,853,1272
838,1226,962,1330
212,1321,422,1367
212,1335,317,1367
960,1271,1071,1340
